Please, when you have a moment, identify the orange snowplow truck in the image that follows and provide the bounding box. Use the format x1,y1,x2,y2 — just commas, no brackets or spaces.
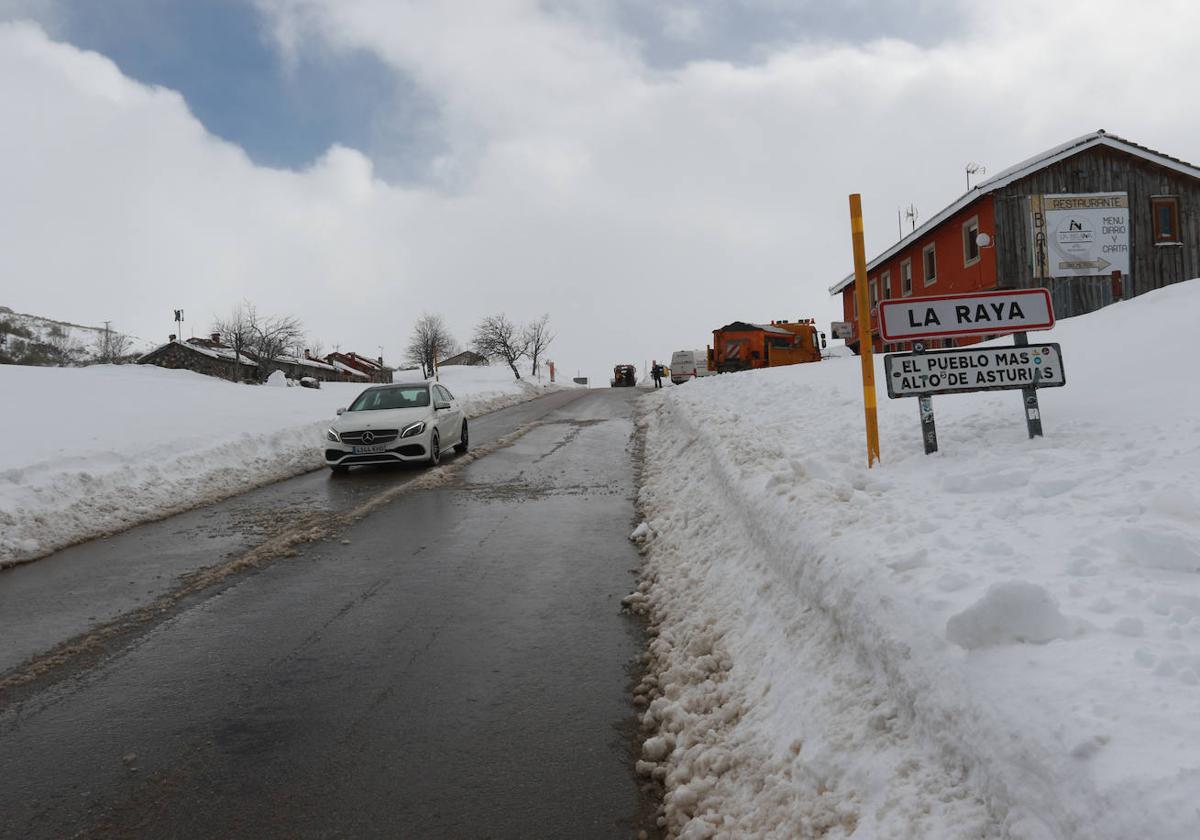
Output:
707,319,826,373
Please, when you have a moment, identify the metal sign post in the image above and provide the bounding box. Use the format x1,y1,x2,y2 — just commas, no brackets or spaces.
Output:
912,342,938,454
1013,332,1043,438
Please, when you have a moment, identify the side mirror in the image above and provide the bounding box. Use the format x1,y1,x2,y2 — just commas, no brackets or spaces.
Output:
336,407,346,415
820,333,827,349
435,400,451,411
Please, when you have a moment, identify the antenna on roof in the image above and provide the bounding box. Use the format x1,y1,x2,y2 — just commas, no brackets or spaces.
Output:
904,203,919,232
966,162,986,190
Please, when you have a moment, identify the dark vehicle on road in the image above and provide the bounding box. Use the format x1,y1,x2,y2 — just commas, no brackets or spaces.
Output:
610,364,636,387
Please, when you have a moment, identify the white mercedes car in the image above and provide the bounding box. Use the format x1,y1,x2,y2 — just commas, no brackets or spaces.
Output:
324,381,467,473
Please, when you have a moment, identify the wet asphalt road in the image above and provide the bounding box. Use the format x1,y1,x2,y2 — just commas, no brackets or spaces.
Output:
0,388,588,675
0,388,651,839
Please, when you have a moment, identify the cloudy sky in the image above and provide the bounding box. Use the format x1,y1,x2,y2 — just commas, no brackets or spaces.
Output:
2,0,1198,382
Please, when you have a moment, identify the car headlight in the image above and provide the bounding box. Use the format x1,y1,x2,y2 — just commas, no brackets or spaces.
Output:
401,421,426,438
326,428,341,442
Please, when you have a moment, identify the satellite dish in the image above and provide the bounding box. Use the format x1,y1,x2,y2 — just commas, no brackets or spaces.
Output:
976,232,992,248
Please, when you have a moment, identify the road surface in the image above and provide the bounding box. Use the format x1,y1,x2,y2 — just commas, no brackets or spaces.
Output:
0,388,654,838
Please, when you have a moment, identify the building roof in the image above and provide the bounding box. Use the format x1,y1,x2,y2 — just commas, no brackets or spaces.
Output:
137,338,258,366
326,351,390,374
344,351,385,370
829,130,1200,295
328,358,370,378
274,354,337,372
439,350,488,366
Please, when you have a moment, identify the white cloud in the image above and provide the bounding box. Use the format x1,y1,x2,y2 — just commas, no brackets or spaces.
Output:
3,3,1200,382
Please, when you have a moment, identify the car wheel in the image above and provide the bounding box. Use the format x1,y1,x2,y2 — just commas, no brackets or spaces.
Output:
330,464,349,475
454,419,469,454
428,430,441,466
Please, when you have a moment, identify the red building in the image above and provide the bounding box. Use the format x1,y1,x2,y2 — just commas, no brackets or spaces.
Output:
324,351,392,383
831,130,1200,353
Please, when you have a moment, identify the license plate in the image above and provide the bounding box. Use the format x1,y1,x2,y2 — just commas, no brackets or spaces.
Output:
352,444,387,454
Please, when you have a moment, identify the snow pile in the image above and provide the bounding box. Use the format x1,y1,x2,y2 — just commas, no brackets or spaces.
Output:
944,581,1075,650
0,363,567,564
634,280,1200,839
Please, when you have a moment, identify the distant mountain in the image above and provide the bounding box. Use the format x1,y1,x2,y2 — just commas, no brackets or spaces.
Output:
0,306,156,366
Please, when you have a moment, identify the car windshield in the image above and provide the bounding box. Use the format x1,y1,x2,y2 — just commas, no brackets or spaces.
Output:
347,386,430,411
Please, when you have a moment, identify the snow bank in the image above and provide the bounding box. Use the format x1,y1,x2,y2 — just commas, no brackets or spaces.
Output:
634,280,1200,839
0,363,566,564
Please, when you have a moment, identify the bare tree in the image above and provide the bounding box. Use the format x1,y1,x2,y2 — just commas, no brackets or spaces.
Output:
213,302,302,382
286,335,326,361
522,314,554,379
472,314,528,380
212,304,256,382
45,325,85,366
406,313,458,379
248,309,303,381
92,324,132,364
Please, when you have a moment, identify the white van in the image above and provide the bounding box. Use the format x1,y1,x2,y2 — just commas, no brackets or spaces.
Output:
670,349,713,384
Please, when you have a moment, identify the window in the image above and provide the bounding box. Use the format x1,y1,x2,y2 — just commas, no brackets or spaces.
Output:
1151,196,1181,244
881,270,892,300
348,386,430,411
900,259,913,296
922,244,937,286
869,277,879,309
963,216,980,265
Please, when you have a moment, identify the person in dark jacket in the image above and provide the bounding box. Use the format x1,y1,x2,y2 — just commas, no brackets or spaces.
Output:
651,361,664,389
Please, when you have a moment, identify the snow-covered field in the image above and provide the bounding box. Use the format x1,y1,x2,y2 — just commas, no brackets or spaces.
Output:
631,280,1200,839
0,363,565,565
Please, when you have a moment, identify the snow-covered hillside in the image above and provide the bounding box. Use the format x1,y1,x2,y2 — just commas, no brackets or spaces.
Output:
0,306,154,359
632,280,1200,839
0,363,566,565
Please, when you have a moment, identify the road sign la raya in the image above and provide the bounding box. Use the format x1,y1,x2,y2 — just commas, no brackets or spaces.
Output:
878,289,1054,342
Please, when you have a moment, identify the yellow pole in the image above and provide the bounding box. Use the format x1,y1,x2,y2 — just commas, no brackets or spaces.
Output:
849,194,881,468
